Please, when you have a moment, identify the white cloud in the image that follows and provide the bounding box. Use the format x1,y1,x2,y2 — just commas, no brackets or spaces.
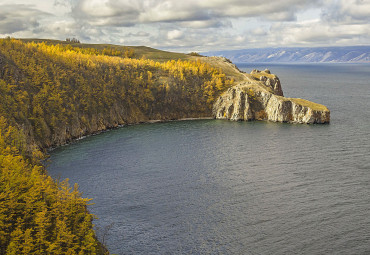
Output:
322,0,370,24
126,31,150,37
0,4,49,34
0,0,370,51
69,0,321,27
251,27,268,36
167,29,184,40
179,20,232,29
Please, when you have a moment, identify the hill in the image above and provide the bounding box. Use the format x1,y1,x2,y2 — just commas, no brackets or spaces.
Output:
204,46,370,63
20,38,193,62
0,38,235,254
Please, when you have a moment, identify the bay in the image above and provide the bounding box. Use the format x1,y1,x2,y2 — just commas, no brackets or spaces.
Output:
48,63,370,254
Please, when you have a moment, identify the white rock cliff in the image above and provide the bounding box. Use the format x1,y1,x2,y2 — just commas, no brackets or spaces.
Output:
212,69,330,124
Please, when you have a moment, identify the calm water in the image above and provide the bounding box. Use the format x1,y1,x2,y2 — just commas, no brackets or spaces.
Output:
48,63,370,254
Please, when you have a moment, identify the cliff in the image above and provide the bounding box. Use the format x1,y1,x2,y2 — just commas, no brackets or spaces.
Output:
213,69,330,124
0,39,235,149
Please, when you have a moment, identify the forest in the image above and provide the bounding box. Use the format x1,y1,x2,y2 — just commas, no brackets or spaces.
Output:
0,38,234,254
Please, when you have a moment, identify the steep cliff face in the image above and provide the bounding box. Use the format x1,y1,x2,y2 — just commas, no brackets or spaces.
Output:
251,69,284,96
213,69,330,124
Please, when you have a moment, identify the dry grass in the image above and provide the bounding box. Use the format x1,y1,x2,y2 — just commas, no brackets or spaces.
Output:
289,98,329,111
18,39,251,82
198,56,245,82
250,70,276,80
19,38,192,62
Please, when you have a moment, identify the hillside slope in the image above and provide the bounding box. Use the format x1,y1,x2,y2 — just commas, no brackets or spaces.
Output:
0,39,234,149
0,38,234,254
20,38,193,62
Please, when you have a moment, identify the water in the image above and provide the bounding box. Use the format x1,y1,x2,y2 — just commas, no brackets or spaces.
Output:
48,63,370,254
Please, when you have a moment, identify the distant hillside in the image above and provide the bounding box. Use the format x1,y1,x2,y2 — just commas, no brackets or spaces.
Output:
20,38,193,62
204,46,370,63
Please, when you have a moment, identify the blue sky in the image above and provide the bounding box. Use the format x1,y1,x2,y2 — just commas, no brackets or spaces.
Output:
0,0,369,52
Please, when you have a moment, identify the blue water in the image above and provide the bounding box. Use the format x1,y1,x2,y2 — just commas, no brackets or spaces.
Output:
48,63,370,254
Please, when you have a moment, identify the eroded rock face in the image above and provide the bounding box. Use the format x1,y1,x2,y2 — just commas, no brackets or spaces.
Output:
213,70,330,124
251,69,284,96
259,75,284,96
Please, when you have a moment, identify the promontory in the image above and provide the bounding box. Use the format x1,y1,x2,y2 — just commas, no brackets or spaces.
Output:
211,58,330,124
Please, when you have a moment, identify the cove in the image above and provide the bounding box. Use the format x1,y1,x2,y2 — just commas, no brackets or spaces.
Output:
48,63,370,254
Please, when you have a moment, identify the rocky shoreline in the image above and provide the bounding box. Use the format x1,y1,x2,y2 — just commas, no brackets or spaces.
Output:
48,64,330,153
47,60,330,153
212,69,330,124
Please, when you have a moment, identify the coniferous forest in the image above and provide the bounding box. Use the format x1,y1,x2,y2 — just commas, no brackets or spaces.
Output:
0,38,234,254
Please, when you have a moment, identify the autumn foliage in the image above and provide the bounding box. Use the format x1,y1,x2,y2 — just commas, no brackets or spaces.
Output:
0,117,105,254
0,38,234,254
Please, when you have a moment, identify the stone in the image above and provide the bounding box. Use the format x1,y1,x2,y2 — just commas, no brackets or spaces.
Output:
213,71,330,124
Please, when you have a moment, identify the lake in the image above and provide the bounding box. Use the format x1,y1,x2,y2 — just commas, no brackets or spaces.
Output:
48,63,370,254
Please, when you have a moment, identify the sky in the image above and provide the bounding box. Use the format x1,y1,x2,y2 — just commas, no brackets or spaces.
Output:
0,0,369,52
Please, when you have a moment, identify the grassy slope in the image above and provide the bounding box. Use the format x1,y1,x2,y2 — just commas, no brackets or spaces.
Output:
20,38,192,62
198,57,246,82
19,39,245,81
289,98,329,111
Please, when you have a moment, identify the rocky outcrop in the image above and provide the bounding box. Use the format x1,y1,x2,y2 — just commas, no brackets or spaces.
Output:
251,69,284,96
213,70,330,124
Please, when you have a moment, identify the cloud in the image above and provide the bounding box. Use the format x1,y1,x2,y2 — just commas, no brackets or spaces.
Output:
255,18,370,48
321,0,370,24
71,0,140,26
198,0,306,21
0,4,49,34
125,31,150,37
138,1,210,23
1,0,370,52
54,0,71,8
167,29,184,40
179,19,232,29
63,0,370,51
70,0,321,28
251,27,268,36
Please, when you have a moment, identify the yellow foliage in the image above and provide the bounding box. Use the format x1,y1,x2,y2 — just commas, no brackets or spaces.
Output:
0,121,102,253
0,38,235,254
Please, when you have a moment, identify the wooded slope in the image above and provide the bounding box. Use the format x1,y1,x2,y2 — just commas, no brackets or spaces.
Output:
0,38,234,254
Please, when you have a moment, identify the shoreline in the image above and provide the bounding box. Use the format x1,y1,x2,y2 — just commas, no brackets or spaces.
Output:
46,117,214,152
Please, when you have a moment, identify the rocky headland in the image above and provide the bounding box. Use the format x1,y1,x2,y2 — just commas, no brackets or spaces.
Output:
212,67,330,124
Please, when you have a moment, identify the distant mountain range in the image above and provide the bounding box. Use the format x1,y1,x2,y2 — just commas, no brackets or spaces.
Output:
203,46,370,63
